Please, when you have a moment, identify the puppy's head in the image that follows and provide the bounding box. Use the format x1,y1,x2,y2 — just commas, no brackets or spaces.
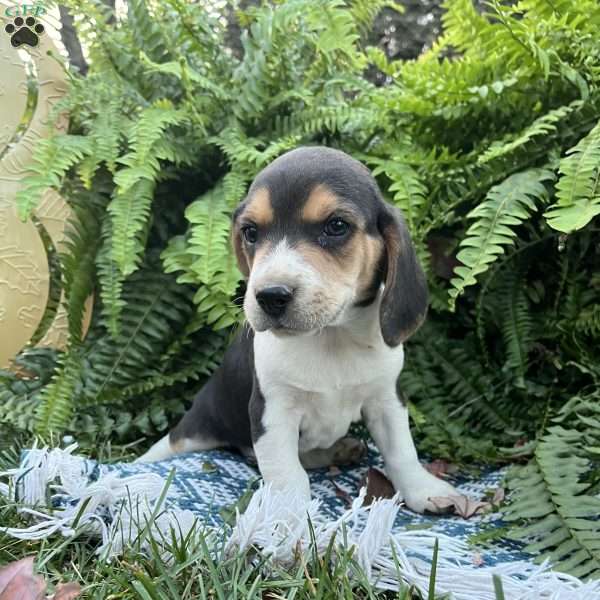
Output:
232,146,428,346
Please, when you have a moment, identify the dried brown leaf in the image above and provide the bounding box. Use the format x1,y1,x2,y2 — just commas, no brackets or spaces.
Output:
427,496,456,512
429,494,490,518
0,557,34,595
0,557,82,600
52,582,82,600
423,459,458,478
331,480,353,508
491,487,505,505
361,467,395,506
0,557,46,600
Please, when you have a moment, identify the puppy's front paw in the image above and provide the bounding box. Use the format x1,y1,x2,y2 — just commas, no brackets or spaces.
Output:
401,469,460,514
267,472,312,504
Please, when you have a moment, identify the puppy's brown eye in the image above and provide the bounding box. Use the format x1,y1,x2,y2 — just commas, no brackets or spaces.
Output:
242,225,257,244
324,218,349,237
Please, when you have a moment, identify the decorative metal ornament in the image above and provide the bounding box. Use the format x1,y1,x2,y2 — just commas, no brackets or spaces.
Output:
0,2,92,368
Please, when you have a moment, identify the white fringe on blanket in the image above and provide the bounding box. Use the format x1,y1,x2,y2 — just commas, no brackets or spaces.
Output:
1,444,599,600
0,443,199,560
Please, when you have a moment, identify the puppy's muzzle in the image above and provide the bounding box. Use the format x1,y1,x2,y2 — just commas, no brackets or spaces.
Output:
256,285,294,318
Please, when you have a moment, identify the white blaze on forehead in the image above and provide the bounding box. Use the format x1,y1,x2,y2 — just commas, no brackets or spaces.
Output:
250,238,318,290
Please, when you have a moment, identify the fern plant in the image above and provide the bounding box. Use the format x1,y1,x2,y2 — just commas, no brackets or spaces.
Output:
545,120,600,232
503,394,600,579
449,168,554,306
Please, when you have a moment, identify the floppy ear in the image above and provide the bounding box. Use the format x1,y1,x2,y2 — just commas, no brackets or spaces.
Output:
378,205,428,347
231,205,249,278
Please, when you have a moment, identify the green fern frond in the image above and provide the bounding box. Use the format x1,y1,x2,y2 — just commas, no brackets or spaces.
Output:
139,52,228,101
161,235,194,281
34,350,83,435
108,101,186,276
222,170,251,209
184,185,237,288
272,104,377,139
364,46,394,77
119,363,208,402
257,136,305,169
163,238,241,331
127,0,170,62
449,168,554,307
504,395,600,579
425,341,509,432
232,0,367,121
516,0,598,21
305,0,360,60
108,178,155,276
81,269,194,406
401,331,510,461
126,101,186,163
78,96,127,187
545,120,600,232
441,0,490,54
210,126,260,172
349,0,398,34
0,350,53,433
370,158,427,233
478,102,582,164
193,284,241,330
574,304,600,338
212,127,302,175
16,135,92,220
232,2,293,121
60,192,105,342
159,180,244,330
497,268,533,381
96,222,126,337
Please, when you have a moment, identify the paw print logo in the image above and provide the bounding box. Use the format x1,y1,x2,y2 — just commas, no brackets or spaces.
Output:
4,16,45,48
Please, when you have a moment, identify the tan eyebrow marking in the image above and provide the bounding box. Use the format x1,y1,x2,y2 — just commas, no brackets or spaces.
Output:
243,187,273,225
301,184,342,222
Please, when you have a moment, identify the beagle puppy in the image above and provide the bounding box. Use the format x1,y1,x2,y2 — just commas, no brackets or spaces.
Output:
138,146,458,513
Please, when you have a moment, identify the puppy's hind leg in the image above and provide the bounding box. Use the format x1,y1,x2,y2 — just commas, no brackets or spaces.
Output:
135,432,221,463
136,378,230,463
135,433,175,463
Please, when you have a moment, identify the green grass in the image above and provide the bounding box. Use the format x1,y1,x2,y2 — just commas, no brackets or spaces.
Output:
0,438,507,599
0,499,418,599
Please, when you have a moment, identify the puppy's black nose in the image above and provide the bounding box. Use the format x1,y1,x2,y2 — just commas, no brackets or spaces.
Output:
256,285,293,318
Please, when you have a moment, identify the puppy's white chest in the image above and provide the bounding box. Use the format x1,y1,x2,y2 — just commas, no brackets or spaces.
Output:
254,329,404,393
254,328,405,451
297,389,362,451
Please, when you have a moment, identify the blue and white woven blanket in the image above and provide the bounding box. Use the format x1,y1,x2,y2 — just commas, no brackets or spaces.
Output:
1,443,598,599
